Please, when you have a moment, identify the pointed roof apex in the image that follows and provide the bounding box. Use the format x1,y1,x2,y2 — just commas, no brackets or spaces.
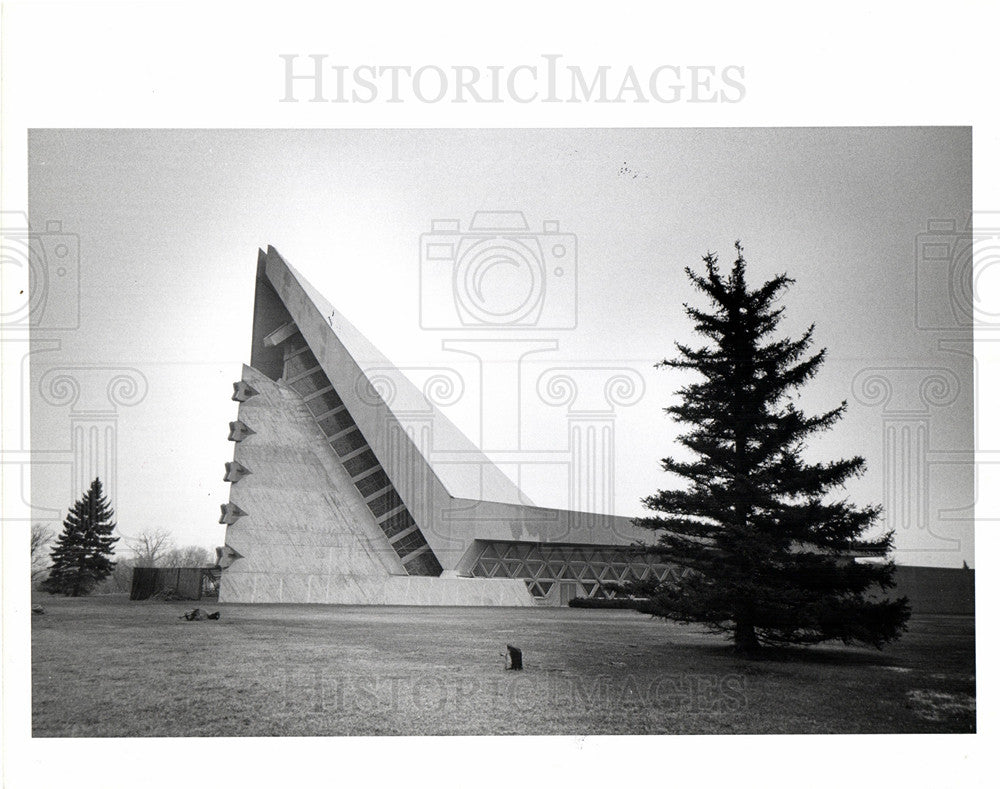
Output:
257,246,531,507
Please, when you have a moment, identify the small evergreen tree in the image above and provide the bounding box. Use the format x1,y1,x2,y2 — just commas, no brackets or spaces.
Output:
634,243,909,652
42,478,119,597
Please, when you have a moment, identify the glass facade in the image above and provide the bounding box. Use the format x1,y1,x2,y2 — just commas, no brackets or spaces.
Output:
316,408,356,437
355,468,392,499
289,369,330,397
284,349,319,380
343,449,378,478
305,388,344,417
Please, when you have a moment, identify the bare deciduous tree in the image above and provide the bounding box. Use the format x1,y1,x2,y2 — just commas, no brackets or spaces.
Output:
99,556,136,594
31,523,55,586
161,545,214,568
125,528,175,566
93,531,216,593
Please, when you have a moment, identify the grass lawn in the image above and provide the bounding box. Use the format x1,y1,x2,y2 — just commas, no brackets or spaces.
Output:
31,595,975,736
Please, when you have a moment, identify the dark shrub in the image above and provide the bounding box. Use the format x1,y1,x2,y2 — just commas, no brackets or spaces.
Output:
567,596,642,609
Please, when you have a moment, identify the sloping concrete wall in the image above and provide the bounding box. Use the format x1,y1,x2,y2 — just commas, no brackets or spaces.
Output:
219,365,532,605
221,365,403,602
262,247,649,572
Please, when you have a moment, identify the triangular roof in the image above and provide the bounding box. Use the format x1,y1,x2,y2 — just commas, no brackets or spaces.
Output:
252,245,533,508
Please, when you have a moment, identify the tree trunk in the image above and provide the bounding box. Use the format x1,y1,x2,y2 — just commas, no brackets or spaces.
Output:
734,614,760,654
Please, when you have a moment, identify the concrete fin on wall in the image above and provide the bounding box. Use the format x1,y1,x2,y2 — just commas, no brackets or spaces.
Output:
219,502,248,524
232,381,260,402
228,420,256,441
224,461,252,483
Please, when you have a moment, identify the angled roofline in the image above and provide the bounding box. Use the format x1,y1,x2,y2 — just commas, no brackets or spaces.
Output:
258,245,534,509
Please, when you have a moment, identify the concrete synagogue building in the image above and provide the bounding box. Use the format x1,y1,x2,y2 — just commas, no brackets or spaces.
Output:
216,247,680,606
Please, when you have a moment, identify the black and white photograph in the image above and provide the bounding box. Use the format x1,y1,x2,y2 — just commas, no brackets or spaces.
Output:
1,3,994,788
23,125,974,735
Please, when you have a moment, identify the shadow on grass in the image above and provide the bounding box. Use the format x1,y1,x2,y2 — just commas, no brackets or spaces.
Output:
686,639,903,669
627,612,908,668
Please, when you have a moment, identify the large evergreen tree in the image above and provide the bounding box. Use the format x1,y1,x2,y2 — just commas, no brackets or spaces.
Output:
42,477,119,597
634,243,909,652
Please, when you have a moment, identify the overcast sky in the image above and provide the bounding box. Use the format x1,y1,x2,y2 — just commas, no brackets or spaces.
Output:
28,128,972,567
